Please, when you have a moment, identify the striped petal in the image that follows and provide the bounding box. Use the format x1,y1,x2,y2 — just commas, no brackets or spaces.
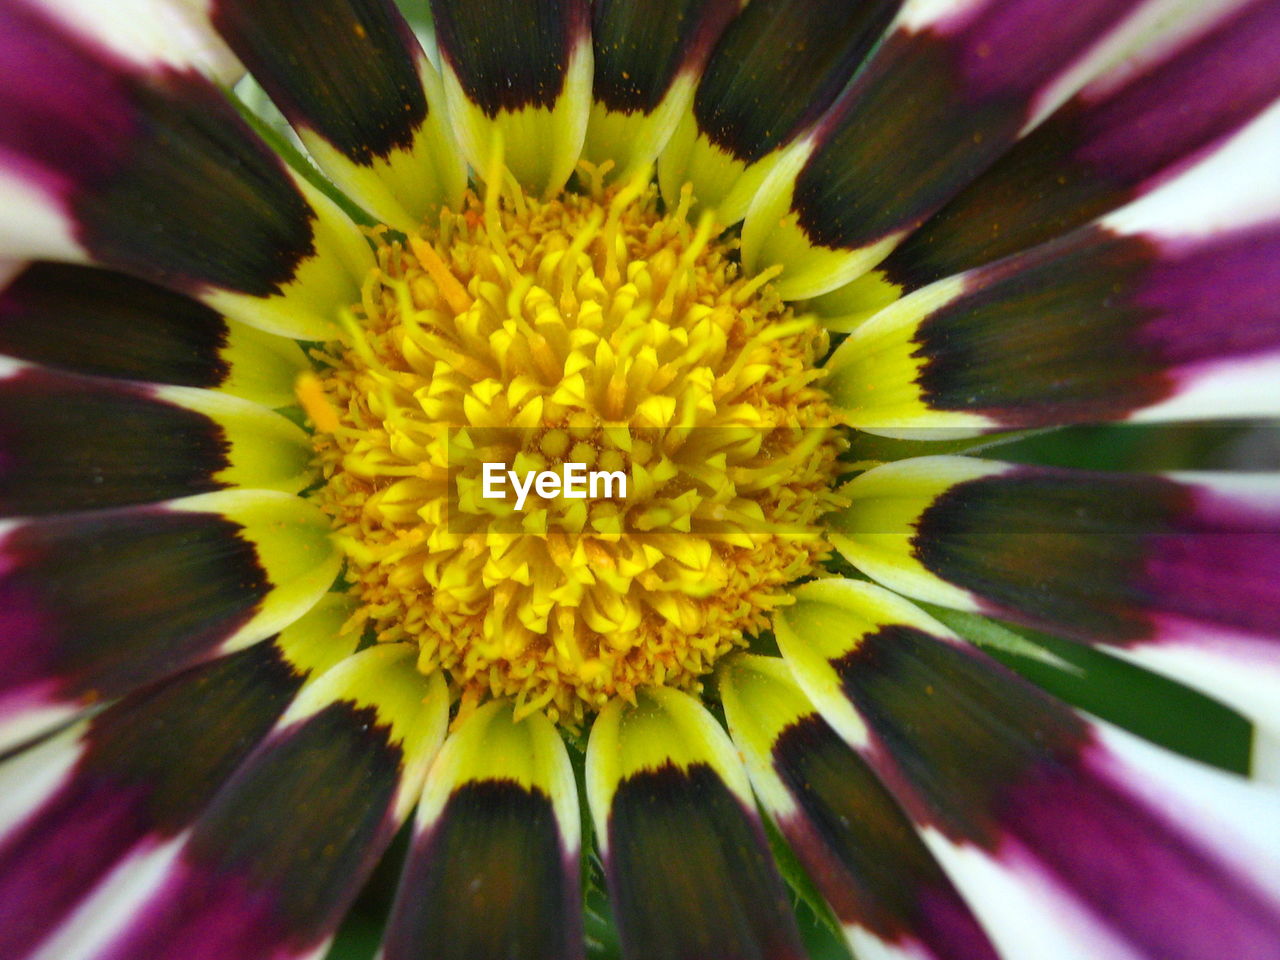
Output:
0,262,308,408
0,358,312,516
383,700,582,960
27,0,241,83
0,595,359,960
0,0,373,339
776,578,1280,960
741,0,1187,298
720,653,1000,960
209,0,466,233
583,0,740,182
871,0,1280,293
830,456,1280,752
0,489,341,752
826,97,1280,434
658,0,904,224
430,0,592,195
85,645,447,960
586,687,806,960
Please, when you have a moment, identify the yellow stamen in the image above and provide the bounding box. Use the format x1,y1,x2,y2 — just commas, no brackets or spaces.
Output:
294,371,341,434
407,236,473,316
309,174,846,729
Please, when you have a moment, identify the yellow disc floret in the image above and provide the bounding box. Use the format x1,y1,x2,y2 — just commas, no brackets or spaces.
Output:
308,171,844,726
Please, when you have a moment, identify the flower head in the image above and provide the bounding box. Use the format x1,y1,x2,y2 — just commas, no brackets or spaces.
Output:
309,181,843,725
1,1,1279,960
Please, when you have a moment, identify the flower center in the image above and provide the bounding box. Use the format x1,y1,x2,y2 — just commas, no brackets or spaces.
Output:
304,170,844,727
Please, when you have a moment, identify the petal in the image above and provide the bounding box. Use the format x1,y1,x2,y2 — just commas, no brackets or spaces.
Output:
741,0,1186,298
873,0,1280,292
658,0,904,224
429,0,592,195
776,578,1280,960
0,358,313,517
87,645,448,960
827,455,1015,613
586,687,806,960
582,0,739,182
831,457,1280,743
0,489,341,752
0,596,359,960
0,262,308,408
0,0,372,339
383,701,582,960
825,100,1280,433
799,267,903,334
1254,728,1280,783
209,0,466,233
927,604,1256,774
34,0,241,82
720,653,1000,960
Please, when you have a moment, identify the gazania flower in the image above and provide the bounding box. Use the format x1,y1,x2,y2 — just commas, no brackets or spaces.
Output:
2,0,1279,958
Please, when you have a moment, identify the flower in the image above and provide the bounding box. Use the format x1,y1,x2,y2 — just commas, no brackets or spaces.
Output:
1,0,1279,959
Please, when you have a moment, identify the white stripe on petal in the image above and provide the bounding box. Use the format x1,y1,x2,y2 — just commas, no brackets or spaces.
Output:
844,928,936,960
0,166,83,264
1025,0,1237,131
39,0,240,81
1165,472,1280,508
1102,98,1280,241
1079,0,1255,101
0,693,80,758
1254,727,1280,783
1131,353,1280,422
923,830,1147,960
898,0,986,31
1092,722,1280,889
30,835,186,960
0,722,84,845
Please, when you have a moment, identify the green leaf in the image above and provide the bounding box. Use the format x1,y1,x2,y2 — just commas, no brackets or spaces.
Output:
843,427,1057,468
228,80,377,227
760,812,851,960
932,611,1252,774
920,604,1075,672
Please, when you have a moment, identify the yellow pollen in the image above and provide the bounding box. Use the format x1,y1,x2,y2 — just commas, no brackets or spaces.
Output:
294,370,341,434
309,174,846,727
407,236,472,316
